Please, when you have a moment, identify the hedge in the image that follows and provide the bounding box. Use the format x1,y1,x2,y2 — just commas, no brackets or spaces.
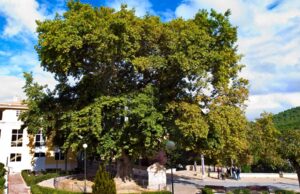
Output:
233,189,251,194
21,170,60,186
275,190,298,194
31,185,83,194
202,187,214,194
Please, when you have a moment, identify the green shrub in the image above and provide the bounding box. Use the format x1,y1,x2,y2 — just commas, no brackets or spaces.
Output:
233,189,251,194
202,187,214,194
31,185,83,194
0,177,5,187
0,162,6,191
92,165,116,194
21,170,60,186
241,165,251,173
275,190,295,194
0,163,5,177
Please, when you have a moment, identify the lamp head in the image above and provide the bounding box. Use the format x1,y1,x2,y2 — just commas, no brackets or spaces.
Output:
83,143,88,149
166,140,176,151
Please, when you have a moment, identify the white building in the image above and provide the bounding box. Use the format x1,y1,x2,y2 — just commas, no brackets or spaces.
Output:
0,100,76,172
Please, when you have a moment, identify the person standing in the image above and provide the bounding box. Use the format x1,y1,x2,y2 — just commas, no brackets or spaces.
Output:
236,167,241,180
232,166,237,180
226,167,231,178
217,167,221,179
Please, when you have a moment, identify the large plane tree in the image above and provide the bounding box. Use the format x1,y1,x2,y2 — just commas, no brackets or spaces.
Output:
22,1,249,180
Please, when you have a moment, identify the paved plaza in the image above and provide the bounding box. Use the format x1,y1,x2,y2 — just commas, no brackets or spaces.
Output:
166,170,300,194
6,170,300,194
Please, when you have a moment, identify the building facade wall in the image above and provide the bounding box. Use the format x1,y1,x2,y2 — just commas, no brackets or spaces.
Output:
0,103,77,172
0,109,32,172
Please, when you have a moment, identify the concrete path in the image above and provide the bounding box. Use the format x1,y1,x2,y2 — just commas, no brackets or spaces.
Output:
8,172,30,194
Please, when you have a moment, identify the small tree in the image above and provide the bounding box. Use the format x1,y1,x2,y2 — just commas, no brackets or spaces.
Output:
92,165,116,194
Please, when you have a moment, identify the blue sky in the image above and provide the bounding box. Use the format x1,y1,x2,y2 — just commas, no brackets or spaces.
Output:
0,0,300,120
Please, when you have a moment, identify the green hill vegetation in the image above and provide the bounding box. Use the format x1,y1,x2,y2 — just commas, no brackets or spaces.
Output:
273,107,300,131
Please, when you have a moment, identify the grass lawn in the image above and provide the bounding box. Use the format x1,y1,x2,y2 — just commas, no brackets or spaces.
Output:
21,170,84,194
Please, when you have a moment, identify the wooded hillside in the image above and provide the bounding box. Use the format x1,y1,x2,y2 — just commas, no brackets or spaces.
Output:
273,107,300,130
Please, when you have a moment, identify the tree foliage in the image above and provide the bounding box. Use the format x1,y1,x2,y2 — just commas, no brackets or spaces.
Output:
272,109,300,187
248,113,282,167
22,0,249,179
249,111,300,187
206,105,249,165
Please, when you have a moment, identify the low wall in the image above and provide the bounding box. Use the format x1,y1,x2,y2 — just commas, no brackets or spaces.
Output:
166,168,176,173
133,168,148,177
38,175,73,188
240,173,279,178
208,172,297,178
186,165,209,171
241,173,297,178
281,173,297,179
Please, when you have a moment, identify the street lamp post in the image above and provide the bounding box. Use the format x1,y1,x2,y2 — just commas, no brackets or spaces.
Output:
83,143,88,193
201,154,205,178
166,140,176,194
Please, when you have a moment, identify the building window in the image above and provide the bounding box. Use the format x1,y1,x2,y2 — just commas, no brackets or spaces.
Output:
16,110,22,117
10,153,22,162
0,110,3,120
0,129,1,139
35,130,45,147
11,129,23,147
34,152,46,157
55,152,65,160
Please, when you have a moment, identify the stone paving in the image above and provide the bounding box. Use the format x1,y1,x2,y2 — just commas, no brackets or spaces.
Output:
8,172,30,194
166,170,300,194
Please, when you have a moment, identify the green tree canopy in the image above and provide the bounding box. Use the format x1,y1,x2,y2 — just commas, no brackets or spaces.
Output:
272,108,300,187
22,0,249,179
248,112,282,167
249,111,300,187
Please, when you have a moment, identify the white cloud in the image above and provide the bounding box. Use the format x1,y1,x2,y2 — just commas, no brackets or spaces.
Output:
107,0,153,16
0,67,56,102
0,50,57,101
0,51,39,76
175,0,250,25
0,76,25,102
246,92,300,120
0,0,45,37
174,0,300,119
32,65,57,91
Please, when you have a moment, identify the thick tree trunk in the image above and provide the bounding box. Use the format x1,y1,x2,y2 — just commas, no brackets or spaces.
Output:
116,151,133,181
64,149,68,172
290,158,300,188
297,168,300,188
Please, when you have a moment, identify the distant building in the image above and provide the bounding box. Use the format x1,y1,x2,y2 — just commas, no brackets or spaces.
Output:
0,99,76,172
